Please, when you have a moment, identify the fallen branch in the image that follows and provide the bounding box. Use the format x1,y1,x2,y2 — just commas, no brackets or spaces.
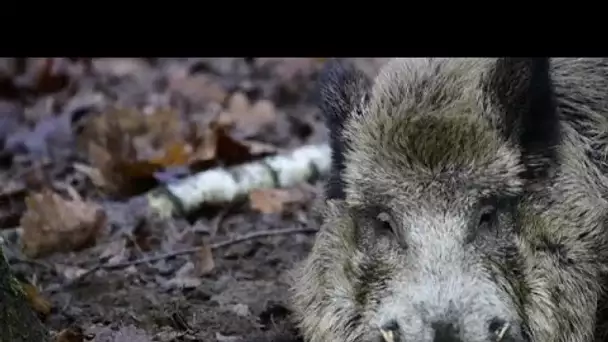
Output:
146,143,331,218
47,226,318,291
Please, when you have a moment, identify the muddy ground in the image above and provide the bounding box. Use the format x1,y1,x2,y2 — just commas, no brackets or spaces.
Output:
0,58,388,342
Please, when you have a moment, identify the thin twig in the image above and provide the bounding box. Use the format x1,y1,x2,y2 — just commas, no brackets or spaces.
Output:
48,226,318,292
106,227,318,269
7,256,53,270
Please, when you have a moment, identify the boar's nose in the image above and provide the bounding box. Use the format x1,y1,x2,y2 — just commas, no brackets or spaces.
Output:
431,320,461,342
488,317,515,341
379,320,400,342
430,317,514,342
379,317,518,342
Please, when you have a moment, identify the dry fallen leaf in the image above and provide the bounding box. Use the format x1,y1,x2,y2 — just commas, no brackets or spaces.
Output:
195,119,276,167
53,326,92,342
165,261,203,290
54,264,89,282
227,91,250,114
256,58,323,86
92,58,149,78
20,280,52,319
72,162,107,190
147,141,192,168
142,108,184,149
78,104,277,195
195,241,215,276
168,73,228,107
99,238,128,266
30,58,71,95
250,99,277,126
187,118,275,171
9,58,71,97
20,188,106,258
257,58,326,104
272,58,322,83
249,188,307,214
219,92,278,137
78,107,191,196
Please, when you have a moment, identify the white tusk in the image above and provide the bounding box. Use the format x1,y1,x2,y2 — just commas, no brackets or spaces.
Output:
380,329,394,342
495,322,510,341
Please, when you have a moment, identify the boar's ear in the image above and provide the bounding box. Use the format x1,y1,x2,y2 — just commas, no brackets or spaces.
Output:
488,57,560,180
316,59,372,199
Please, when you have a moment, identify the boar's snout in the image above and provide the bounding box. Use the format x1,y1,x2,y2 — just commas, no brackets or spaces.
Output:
376,308,526,342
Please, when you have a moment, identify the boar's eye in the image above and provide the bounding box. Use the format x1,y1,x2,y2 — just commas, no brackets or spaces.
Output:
478,204,498,229
467,199,500,243
376,211,396,235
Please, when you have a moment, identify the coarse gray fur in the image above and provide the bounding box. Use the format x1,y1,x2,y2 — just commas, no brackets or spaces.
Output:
289,58,608,342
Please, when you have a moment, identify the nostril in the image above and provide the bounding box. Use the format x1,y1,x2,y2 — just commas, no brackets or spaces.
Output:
431,320,461,342
379,320,400,342
489,317,510,340
381,320,399,332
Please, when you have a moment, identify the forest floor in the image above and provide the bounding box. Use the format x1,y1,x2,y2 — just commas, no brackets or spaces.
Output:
0,58,387,342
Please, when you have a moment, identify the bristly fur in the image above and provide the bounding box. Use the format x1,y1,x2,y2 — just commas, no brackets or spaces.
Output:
290,58,608,342
316,58,372,200
487,58,560,181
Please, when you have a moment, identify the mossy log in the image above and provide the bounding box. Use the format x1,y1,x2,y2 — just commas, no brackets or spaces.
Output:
0,248,50,342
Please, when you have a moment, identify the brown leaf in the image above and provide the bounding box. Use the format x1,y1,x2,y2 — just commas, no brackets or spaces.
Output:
92,58,149,78
128,220,154,252
249,188,305,214
72,162,107,190
142,108,184,149
168,73,228,107
53,326,88,342
78,107,191,196
221,92,278,137
21,281,52,318
250,99,277,126
166,261,203,290
78,108,146,148
20,188,106,258
189,121,277,171
6,58,71,97
256,58,325,103
80,104,275,194
54,264,89,282
31,58,71,94
99,238,128,266
256,58,323,85
273,58,323,83
227,91,250,114
147,142,192,168
195,242,215,276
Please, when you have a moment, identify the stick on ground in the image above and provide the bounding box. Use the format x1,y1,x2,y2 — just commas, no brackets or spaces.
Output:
51,226,319,291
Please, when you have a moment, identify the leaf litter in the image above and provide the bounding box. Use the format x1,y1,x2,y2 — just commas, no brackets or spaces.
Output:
20,187,107,258
0,58,388,342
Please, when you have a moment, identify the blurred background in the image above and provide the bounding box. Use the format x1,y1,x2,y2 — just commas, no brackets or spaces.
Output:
0,58,388,342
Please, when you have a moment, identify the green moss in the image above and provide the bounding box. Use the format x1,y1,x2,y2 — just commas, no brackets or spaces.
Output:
0,248,50,342
8,275,25,297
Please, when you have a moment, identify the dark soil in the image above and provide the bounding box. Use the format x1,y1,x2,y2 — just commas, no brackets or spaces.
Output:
0,58,388,342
